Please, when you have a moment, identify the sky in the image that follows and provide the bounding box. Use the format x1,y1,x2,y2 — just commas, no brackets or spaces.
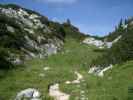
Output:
0,0,133,36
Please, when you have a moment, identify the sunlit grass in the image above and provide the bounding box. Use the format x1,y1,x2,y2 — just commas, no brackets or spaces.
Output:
0,38,132,100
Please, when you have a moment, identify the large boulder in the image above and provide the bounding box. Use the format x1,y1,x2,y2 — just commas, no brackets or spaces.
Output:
15,88,41,100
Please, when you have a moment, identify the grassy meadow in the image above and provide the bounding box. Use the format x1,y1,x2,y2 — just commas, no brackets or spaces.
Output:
0,38,132,100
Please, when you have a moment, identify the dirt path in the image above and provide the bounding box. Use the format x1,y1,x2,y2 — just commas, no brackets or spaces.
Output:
49,83,70,100
65,71,83,84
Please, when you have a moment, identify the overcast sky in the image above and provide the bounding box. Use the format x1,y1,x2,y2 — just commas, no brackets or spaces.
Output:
1,0,133,36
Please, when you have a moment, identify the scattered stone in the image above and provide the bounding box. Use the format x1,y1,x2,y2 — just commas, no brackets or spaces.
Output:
45,43,58,56
39,73,45,77
65,71,83,84
98,65,113,77
72,80,80,84
15,88,41,100
83,37,104,48
65,81,71,84
88,64,113,77
83,36,121,48
72,71,83,84
7,25,15,33
88,66,100,74
43,67,50,71
49,83,70,100
80,91,85,94
105,35,122,48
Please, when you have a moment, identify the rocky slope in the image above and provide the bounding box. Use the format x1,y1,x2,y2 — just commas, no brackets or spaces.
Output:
0,4,65,68
84,17,133,69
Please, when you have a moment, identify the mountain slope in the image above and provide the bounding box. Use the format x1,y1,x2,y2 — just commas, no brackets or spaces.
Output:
0,4,86,69
0,37,132,100
0,3,132,100
84,18,133,68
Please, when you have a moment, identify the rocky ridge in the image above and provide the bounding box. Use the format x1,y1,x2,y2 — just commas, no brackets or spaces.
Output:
0,4,64,65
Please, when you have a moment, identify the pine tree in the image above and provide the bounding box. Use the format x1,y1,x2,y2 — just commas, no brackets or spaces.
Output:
66,19,71,25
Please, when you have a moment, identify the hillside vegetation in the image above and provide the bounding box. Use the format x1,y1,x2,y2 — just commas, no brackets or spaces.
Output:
0,4,85,70
0,4,133,100
0,37,132,100
90,18,133,68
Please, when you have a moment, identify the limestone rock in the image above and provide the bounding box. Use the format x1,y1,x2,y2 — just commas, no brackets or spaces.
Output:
15,88,41,100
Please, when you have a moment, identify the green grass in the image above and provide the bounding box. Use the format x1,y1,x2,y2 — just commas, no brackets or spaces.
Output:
0,38,132,100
